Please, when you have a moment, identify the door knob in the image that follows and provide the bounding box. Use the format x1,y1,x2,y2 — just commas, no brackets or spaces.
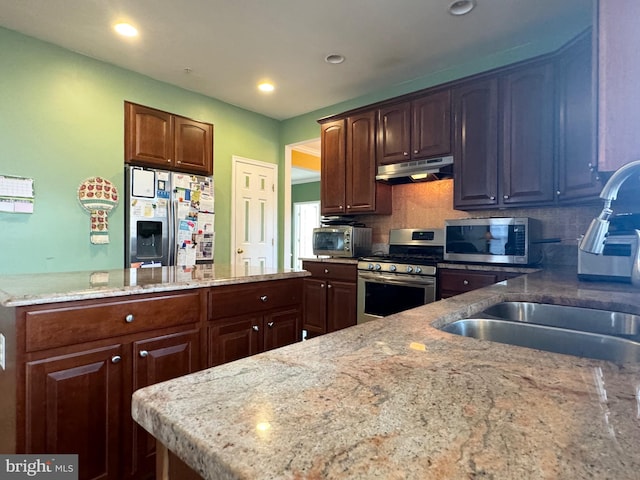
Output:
237,248,244,254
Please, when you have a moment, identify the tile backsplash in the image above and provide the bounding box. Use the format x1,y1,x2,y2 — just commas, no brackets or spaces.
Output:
359,179,636,267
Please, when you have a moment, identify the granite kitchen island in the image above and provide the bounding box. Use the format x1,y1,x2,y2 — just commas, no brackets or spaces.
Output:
132,267,640,480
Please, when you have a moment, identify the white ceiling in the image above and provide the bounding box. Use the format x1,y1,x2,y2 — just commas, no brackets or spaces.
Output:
0,0,592,122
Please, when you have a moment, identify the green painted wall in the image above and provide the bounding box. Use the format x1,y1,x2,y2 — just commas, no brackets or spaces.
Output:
0,27,279,274
292,182,321,204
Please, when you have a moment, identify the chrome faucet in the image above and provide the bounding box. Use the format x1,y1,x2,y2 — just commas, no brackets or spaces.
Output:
579,160,640,286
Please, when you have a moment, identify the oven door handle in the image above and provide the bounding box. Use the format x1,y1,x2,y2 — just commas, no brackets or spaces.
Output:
358,273,435,286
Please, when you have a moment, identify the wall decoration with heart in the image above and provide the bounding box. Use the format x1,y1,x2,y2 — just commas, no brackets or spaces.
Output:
77,177,119,244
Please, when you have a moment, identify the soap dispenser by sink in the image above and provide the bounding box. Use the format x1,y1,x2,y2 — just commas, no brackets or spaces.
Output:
578,160,640,285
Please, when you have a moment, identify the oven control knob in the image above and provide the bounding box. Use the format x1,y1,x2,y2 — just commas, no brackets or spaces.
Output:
389,265,397,272
415,267,422,274
406,266,413,273
368,263,374,270
374,264,382,271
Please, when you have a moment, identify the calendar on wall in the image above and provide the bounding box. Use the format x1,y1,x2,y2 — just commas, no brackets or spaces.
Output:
0,175,35,213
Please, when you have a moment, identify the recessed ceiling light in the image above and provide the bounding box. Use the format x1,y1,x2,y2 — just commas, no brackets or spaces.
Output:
258,82,275,93
448,0,476,16
325,54,345,65
114,23,138,37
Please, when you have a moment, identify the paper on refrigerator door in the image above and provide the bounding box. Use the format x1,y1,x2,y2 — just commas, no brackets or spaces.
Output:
196,212,214,233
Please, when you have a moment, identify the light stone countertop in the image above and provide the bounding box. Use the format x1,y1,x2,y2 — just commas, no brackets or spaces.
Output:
132,267,640,479
0,264,309,307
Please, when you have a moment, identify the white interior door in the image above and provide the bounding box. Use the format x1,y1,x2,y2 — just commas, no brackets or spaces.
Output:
232,156,277,270
293,201,321,269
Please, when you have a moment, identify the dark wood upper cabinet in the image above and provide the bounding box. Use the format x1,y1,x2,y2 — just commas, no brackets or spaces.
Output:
454,60,558,209
556,30,601,201
125,101,213,176
453,78,499,208
377,90,451,165
320,119,347,215
500,61,556,205
411,90,452,159
320,113,391,216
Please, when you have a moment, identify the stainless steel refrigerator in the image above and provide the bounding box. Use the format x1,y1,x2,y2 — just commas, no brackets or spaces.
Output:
125,165,214,267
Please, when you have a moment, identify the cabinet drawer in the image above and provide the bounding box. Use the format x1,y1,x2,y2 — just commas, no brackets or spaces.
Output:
209,279,302,320
23,291,203,352
439,270,499,294
302,261,357,282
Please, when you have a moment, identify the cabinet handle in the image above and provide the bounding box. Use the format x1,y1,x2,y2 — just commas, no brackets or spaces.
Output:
125,314,134,323
167,159,171,163
139,350,149,358
111,355,121,364
327,284,333,289
503,195,509,200
556,190,562,196
346,205,351,209
324,268,329,274
177,160,182,164
403,152,409,156
267,322,274,328
489,196,496,201
252,325,260,332
414,150,418,154
260,295,268,302
463,280,469,286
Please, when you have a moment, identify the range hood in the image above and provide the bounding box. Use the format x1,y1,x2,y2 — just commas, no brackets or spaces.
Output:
375,156,454,185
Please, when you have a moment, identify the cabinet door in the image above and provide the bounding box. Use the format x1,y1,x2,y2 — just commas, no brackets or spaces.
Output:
411,90,452,159
327,280,357,333
302,278,327,336
346,111,377,214
500,62,556,205
376,102,411,165
127,329,201,480
208,315,261,367
453,79,499,208
263,308,301,352
25,345,123,480
557,32,601,201
173,116,213,175
320,119,347,215
125,102,173,168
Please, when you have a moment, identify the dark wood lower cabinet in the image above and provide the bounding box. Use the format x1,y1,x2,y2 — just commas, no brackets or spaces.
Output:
5,279,303,480
302,261,357,338
25,344,124,480
127,329,201,480
439,268,521,299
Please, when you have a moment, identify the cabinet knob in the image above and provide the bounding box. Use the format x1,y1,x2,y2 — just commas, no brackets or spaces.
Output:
260,295,268,302
321,283,325,288
177,160,182,164
324,268,329,274
125,314,134,323
463,280,469,286
346,205,351,209
556,190,562,196
252,325,260,332
267,322,274,328
167,159,171,163
489,196,496,201
414,150,418,154
111,355,122,364
503,195,509,200
403,152,409,156
327,284,333,289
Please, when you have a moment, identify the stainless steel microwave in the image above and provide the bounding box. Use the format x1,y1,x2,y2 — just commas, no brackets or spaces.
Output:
312,226,372,258
444,217,541,265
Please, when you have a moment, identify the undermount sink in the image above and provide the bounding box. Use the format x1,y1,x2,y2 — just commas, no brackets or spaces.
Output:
441,302,640,363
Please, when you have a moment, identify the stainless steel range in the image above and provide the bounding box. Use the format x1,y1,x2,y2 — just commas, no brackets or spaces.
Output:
357,228,444,324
